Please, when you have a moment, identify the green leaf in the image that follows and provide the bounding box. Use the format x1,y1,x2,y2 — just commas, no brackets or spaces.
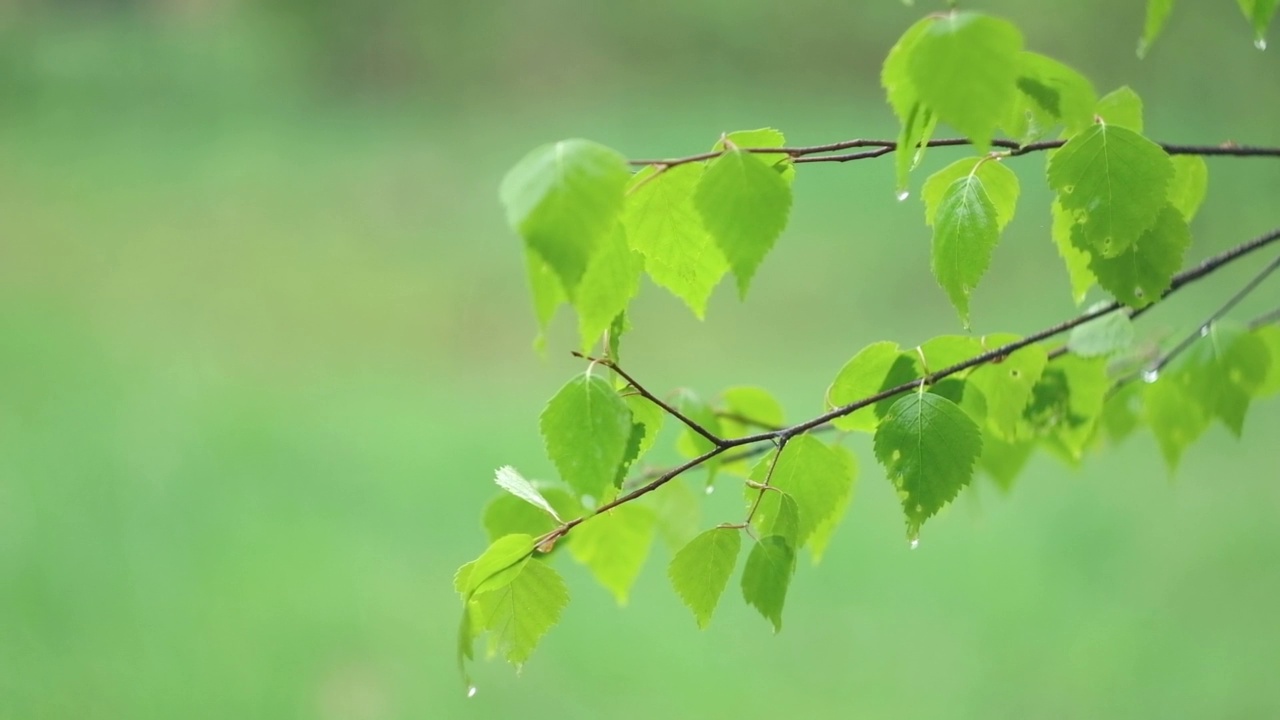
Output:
1254,325,1280,396
469,558,569,667
649,477,702,552
624,395,667,467
1082,205,1190,308
916,335,983,373
1144,375,1209,472
740,536,796,633
1047,122,1173,258
827,342,920,432
882,18,938,190
1095,86,1145,133
694,149,793,296
923,158,1020,325
525,250,566,347
623,163,728,318
720,385,785,433
1068,303,1136,357
1138,0,1176,58
540,372,634,498
575,223,643,353
906,12,1024,151
968,334,1048,439
806,445,858,563
483,488,583,543
1007,52,1097,140
494,466,563,523
1023,355,1112,459
980,433,1035,492
500,140,630,291
462,534,535,596
1238,0,1279,46
1167,156,1209,222
1101,382,1144,442
667,527,742,629
1177,322,1272,435
714,128,796,183
673,389,724,470
873,391,983,539
568,504,656,605
1051,198,1097,304
750,435,856,549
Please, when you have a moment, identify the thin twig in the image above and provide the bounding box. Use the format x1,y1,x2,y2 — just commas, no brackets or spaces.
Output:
628,137,1280,169
573,352,726,448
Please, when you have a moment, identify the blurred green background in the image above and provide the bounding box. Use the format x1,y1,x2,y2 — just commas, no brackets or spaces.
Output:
3,1,1279,718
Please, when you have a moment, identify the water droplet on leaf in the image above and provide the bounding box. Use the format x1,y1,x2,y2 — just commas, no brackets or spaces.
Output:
1256,38,1268,50
896,190,910,202
704,484,715,496
1141,369,1160,384
467,686,478,699
1199,326,1210,338
909,537,920,550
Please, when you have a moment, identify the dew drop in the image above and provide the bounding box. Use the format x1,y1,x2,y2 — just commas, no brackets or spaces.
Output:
909,537,920,550
1141,368,1160,384
1256,37,1268,50
704,484,715,496
1199,326,1210,338
896,190,910,202
467,686,478,699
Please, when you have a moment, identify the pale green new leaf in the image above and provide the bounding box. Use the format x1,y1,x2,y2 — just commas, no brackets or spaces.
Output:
673,388,724,461
1083,205,1190,308
623,163,728,318
470,559,569,667
694,149,793,296
714,128,795,183
525,250,566,347
882,18,937,190
968,334,1048,439
873,391,983,539
462,534,536,596
668,527,742,628
568,504,656,605
1167,156,1209,222
1255,325,1280,396
540,372,634,498
1178,322,1272,435
806,445,858,563
624,394,667,465
740,536,796,633
483,488,582,542
500,140,630,290
827,341,917,432
1138,0,1175,58
1006,52,1097,140
749,435,856,549
494,466,563,523
1095,86,1145,133
1144,376,1210,472
1047,122,1172,258
575,223,643,353
1068,303,1136,357
916,335,983,373
1023,355,1112,459
980,433,1035,492
923,158,1020,325
1238,0,1279,45
649,477,701,552
1051,198,1097,304
907,12,1024,151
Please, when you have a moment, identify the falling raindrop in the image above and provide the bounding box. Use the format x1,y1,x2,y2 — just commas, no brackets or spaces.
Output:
909,537,920,550
896,190,910,202
1142,368,1160,384
1256,37,1268,50
467,686,478,699
705,484,715,496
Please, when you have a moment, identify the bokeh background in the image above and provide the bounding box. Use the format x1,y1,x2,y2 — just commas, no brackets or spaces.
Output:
3,1,1279,718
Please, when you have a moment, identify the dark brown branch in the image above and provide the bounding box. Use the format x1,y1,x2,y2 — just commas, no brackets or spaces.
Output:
574,352,727,448
629,137,1280,169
